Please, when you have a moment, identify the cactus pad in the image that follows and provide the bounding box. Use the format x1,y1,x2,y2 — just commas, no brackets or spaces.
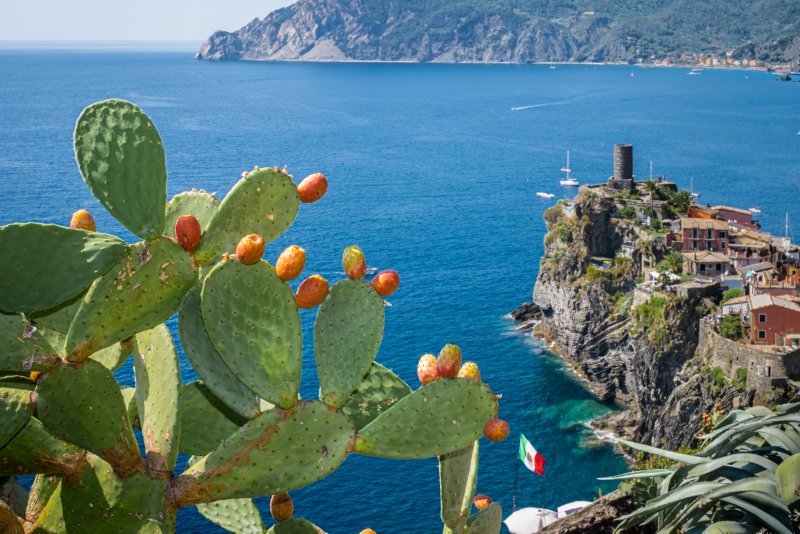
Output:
440,442,478,528
65,237,196,361
314,279,384,408
0,500,22,534
74,99,167,240
0,379,34,448
179,382,247,456
175,402,354,505
36,360,143,477
0,224,127,313
201,260,302,409
133,324,181,476
354,380,498,459
340,362,411,430
26,474,60,525
0,417,84,476
0,314,58,372
466,502,502,534
196,498,266,534
266,518,320,534
164,190,220,234
179,286,259,418
194,168,299,265
775,453,800,506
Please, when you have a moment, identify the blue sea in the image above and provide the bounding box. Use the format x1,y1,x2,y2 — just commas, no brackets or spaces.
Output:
1,46,799,533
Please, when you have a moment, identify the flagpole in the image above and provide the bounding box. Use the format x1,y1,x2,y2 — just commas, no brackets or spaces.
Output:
512,455,520,513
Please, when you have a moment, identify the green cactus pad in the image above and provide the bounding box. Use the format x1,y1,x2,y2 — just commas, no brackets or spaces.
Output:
466,502,502,534
179,381,247,456
196,498,266,534
120,387,138,427
65,237,196,362
175,401,354,505
0,378,34,449
201,260,302,409
775,453,800,506
0,224,128,314
133,324,181,476
440,442,478,528
29,292,84,335
314,279,384,408
36,360,143,477
340,362,411,430
74,99,167,240
26,475,60,527
34,316,130,371
194,168,299,265
266,518,320,534
164,190,220,234
179,286,259,418
0,314,59,372
0,417,85,477
354,380,498,459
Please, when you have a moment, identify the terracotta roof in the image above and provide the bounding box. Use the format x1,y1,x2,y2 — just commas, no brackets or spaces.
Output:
682,251,731,263
722,295,749,306
731,228,773,243
747,262,774,272
712,205,753,216
749,294,800,313
680,217,730,231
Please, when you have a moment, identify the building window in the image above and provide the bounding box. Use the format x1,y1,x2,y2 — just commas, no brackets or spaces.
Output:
758,330,766,339
707,229,713,239
692,228,698,238
759,313,766,323
767,366,772,377
716,263,721,271
692,241,698,251
720,241,726,249
719,231,727,238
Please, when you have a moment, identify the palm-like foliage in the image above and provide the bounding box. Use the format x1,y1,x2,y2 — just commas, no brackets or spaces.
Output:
601,402,800,533
657,251,685,274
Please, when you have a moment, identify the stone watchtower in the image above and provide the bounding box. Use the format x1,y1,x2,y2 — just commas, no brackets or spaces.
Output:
607,144,635,192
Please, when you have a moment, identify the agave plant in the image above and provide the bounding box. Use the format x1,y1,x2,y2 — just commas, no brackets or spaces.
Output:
601,401,800,534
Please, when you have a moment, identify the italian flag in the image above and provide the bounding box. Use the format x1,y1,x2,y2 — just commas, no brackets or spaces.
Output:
519,433,546,476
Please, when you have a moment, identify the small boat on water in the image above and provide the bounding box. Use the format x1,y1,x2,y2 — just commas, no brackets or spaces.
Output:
549,65,556,70
688,68,702,76
749,207,762,214
536,192,555,199
559,151,579,187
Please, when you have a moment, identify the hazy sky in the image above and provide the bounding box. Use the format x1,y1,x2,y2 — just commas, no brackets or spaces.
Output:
2,0,293,41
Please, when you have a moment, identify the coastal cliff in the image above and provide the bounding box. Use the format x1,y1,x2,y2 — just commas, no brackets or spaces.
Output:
519,191,743,449
195,0,800,65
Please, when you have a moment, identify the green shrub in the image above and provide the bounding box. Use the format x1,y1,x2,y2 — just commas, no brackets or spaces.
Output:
733,367,748,391
719,315,744,340
543,204,563,225
619,205,637,219
721,288,744,303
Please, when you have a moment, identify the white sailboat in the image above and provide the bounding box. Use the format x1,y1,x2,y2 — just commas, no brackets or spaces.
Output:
690,176,699,199
559,151,579,186
536,192,555,199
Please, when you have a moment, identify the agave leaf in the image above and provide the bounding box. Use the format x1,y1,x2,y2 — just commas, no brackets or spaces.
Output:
598,469,674,481
720,496,792,534
685,453,778,479
617,438,708,465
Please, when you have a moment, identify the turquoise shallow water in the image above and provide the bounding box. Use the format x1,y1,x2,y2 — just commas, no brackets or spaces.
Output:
1,50,799,533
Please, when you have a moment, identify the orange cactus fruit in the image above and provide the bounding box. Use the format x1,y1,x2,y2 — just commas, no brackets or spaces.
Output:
473,494,493,510
417,353,440,385
269,493,293,522
297,172,328,203
457,361,480,382
295,274,329,309
483,418,510,442
276,245,306,281
342,245,366,279
437,344,462,379
235,234,265,265
174,215,201,253
371,269,400,297
69,209,96,232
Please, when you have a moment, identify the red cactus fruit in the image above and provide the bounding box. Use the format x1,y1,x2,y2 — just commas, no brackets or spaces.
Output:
342,245,366,279
276,245,306,281
235,234,265,265
473,494,493,511
29,371,41,383
295,274,329,309
297,172,328,203
359,530,377,534
174,215,201,253
417,353,440,385
371,269,400,297
270,493,293,522
457,361,480,383
483,418,510,442
437,344,462,379
69,209,96,232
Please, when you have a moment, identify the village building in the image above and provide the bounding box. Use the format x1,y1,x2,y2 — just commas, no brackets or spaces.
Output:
711,205,760,229
682,250,734,275
676,218,730,252
721,295,749,317
748,294,800,347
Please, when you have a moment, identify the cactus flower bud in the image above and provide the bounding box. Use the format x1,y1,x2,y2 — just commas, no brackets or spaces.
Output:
473,494,492,510
297,172,328,203
483,418,510,442
235,234,265,265
174,215,201,253
270,493,293,522
371,269,400,297
69,209,96,232
457,361,480,382
276,245,306,281
437,344,462,379
342,245,366,279
295,274,329,309
417,353,440,385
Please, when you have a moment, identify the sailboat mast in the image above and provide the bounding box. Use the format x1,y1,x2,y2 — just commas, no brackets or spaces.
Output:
649,160,653,180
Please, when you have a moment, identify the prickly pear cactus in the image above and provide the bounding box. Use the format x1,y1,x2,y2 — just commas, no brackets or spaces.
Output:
0,99,506,534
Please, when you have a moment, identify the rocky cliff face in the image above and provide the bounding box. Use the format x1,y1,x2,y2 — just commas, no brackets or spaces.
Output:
528,192,743,449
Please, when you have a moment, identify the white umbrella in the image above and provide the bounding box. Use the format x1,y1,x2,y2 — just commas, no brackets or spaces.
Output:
503,507,559,534
556,500,592,518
